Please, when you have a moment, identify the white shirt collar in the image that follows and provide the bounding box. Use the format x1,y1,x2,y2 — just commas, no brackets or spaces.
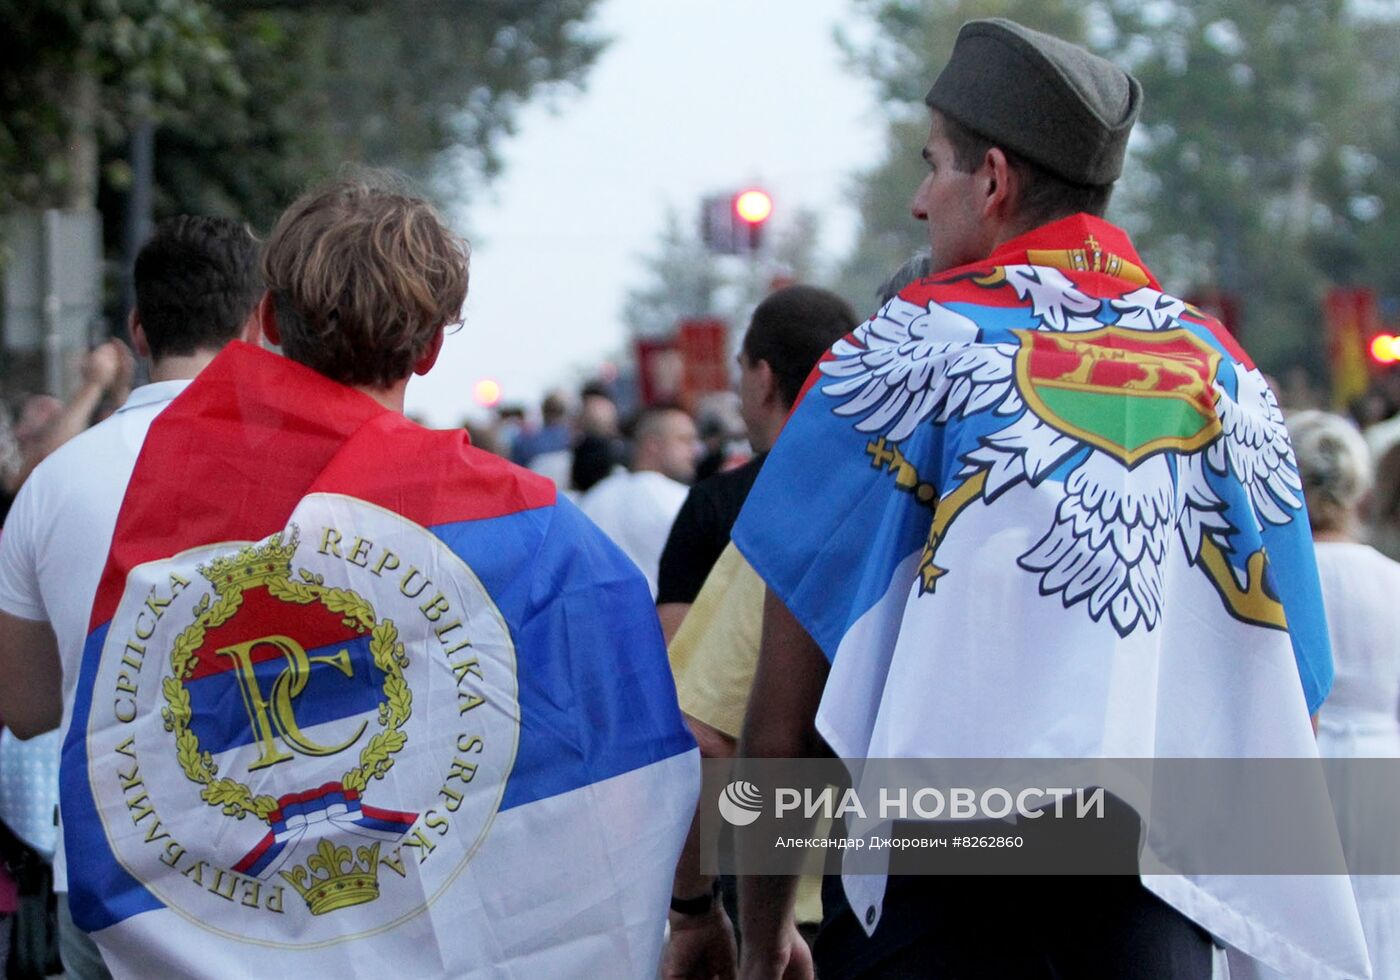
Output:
115,379,192,414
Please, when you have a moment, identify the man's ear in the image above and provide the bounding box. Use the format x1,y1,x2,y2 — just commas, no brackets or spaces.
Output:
757,358,781,409
413,326,446,376
981,146,1016,223
256,292,280,346
128,310,151,360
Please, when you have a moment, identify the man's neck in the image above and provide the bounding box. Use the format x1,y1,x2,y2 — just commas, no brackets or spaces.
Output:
354,380,409,414
631,458,679,482
994,210,1114,251
149,349,220,383
750,408,788,454
992,210,1078,252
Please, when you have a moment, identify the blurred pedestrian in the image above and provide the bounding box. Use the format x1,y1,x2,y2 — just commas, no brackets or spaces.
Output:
0,214,263,980
2,340,134,509
578,381,621,439
581,405,699,597
657,285,858,643
873,250,931,308
691,393,747,484
569,382,625,494
492,404,527,459
460,418,505,457
512,389,571,466
1290,409,1400,979
1369,439,1400,562
570,433,622,494
660,284,857,980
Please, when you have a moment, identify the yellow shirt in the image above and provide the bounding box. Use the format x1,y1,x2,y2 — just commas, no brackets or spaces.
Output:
668,542,824,925
669,543,764,738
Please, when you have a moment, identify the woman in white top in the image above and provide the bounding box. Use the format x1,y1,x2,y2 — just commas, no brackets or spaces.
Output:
1290,409,1400,979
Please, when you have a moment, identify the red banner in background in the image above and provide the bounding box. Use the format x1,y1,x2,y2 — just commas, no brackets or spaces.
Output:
633,338,683,407
678,318,729,403
1324,287,1379,410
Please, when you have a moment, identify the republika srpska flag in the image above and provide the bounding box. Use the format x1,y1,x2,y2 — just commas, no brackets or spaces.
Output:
63,342,698,978
733,216,1370,979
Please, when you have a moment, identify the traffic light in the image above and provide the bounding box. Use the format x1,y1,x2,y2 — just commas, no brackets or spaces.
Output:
1371,334,1400,365
700,189,772,254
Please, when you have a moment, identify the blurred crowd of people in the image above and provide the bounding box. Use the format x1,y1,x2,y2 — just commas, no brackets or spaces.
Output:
0,342,136,524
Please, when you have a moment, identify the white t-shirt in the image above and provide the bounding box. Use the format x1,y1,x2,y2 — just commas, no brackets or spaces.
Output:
1314,541,1400,724
578,469,689,598
0,380,189,887
1312,542,1400,980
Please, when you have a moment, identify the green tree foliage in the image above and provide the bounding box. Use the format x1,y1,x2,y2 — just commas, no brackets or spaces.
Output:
839,0,1400,376
0,0,239,210
1100,0,1400,368
2,0,606,231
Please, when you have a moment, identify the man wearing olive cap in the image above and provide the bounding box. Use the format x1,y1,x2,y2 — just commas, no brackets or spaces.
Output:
731,19,1367,980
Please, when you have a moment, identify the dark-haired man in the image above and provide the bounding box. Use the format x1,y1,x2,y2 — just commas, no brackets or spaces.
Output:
732,19,1366,980
655,285,859,643
0,215,263,735
54,175,695,977
661,284,857,980
0,215,262,978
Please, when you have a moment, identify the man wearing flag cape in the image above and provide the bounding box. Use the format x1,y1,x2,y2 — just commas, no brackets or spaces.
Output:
733,19,1369,980
59,174,698,978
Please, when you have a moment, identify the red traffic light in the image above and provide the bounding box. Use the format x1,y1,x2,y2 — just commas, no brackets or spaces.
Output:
700,189,773,254
1371,335,1400,365
734,189,773,225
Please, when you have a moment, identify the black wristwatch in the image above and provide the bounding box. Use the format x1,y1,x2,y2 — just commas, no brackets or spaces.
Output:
669,880,721,915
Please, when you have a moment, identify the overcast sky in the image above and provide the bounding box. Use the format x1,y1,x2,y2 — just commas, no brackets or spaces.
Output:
404,0,886,426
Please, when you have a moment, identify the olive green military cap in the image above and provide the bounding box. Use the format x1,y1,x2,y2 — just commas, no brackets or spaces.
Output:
925,18,1142,186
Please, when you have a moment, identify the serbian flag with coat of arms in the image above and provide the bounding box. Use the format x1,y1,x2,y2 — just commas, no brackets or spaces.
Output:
63,342,698,979
733,215,1371,979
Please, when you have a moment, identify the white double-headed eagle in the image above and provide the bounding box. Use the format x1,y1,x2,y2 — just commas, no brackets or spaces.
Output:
819,265,1302,637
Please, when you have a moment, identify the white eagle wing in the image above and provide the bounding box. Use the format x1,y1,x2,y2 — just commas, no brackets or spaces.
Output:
959,408,1082,500
1110,287,1192,332
1000,265,1103,332
1176,364,1303,585
1213,366,1305,525
821,296,1016,443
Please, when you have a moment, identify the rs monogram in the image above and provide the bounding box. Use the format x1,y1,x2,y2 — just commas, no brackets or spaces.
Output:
216,635,368,771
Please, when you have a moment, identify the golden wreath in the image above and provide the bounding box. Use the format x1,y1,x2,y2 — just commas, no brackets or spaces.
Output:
158,532,412,821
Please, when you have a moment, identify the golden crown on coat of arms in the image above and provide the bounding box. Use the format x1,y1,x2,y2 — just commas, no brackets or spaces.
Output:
197,528,300,597
279,838,383,915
